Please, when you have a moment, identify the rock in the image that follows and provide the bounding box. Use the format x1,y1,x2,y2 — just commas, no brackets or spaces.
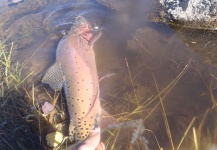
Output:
158,0,217,29
46,131,64,147
95,0,134,12
42,101,55,114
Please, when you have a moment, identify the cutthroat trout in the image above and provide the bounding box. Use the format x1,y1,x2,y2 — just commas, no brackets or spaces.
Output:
42,16,102,142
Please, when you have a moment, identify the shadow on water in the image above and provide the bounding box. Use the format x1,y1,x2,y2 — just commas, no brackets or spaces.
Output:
1,0,217,149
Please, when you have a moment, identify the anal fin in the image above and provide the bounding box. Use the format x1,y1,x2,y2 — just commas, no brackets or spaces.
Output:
41,62,65,91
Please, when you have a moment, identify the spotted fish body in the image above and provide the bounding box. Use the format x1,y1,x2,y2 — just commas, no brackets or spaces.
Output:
66,127,105,150
42,16,102,142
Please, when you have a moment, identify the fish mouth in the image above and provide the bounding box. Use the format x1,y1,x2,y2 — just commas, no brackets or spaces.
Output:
71,16,93,40
71,16,102,41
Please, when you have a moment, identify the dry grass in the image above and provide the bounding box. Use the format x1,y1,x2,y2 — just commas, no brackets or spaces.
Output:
102,58,215,150
103,54,217,150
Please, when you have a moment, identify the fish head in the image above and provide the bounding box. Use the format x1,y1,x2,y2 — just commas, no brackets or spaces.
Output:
72,126,104,150
73,110,101,142
67,98,101,142
66,126,105,150
71,16,93,41
66,109,117,150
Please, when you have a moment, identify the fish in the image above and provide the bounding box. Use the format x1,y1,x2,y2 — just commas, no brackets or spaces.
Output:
41,16,103,142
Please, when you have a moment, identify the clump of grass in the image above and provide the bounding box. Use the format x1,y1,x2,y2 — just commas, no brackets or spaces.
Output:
16,23,34,45
0,41,41,149
0,42,31,97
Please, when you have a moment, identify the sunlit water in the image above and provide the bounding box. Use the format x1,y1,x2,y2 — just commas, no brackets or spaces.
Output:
1,0,217,149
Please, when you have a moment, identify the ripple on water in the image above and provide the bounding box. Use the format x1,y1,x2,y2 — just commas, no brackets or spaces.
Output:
43,1,112,34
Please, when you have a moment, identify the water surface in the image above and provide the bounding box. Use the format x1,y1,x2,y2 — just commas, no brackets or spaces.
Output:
1,0,217,149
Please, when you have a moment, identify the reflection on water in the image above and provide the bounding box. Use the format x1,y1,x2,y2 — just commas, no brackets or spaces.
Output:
1,0,217,149
171,26,217,65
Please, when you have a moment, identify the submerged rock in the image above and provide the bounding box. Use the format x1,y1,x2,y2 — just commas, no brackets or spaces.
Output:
46,131,64,147
158,0,217,29
95,0,132,12
42,101,55,114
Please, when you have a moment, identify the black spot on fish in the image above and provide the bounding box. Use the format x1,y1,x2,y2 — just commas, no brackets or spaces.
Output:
91,116,93,119
82,79,84,81
78,122,81,124
78,89,80,91
82,112,85,114
81,100,84,102
77,99,79,101
86,128,88,130
82,136,85,138
78,125,81,127
75,113,77,115
89,98,91,100
86,89,88,91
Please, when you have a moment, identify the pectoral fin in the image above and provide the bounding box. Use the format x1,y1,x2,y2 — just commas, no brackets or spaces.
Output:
41,62,65,91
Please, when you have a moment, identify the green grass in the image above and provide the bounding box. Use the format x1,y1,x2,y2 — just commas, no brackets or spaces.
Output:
0,40,42,150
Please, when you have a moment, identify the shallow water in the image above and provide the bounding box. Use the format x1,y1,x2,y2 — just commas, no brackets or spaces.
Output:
1,0,217,149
